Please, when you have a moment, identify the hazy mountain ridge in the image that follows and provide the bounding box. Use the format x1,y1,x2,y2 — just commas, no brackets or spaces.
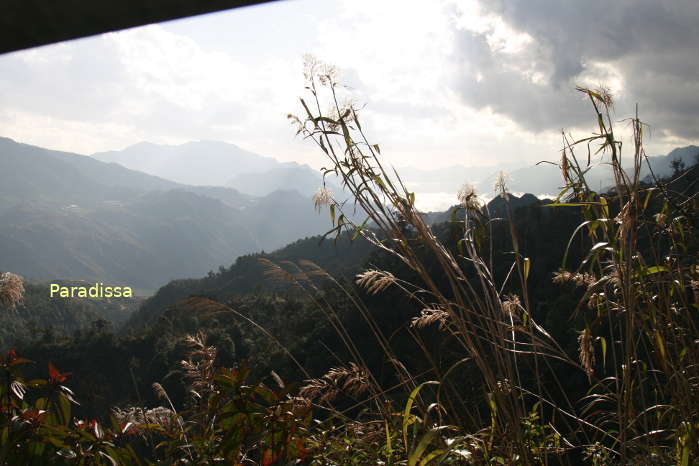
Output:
473,145,699,197
92,140,332,197
226,163,339,197
2,135,696,293
92,140,280,186
396,146,699,202
90,137,698,207
0,138,335,292
0,137,175,214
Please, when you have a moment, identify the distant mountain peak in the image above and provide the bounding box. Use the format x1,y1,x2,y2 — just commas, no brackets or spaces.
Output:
0,137,336,291
92,139,282,187
124,141,160,150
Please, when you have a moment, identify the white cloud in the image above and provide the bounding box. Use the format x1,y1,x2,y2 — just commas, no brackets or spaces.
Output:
0,0,696,173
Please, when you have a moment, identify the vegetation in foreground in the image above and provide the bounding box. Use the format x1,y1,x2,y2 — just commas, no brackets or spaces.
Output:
1,59,698,464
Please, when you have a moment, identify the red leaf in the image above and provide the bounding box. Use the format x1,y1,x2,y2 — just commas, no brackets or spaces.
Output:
48,361,71,383
262,449,278,466
20,409,46,422
295,438,307,460
120,421,137,435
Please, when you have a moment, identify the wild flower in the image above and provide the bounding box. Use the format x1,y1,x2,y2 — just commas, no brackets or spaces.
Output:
595,85,614,108
355,269,396,295
312,186,333,211
152,382,168,401
494,170,510,199
560,150,572,185
303,54,338,87
327,99,357,127
300,362,370,403
496,378,513,395
0,272,24,309
411,308,449,329
261,258,297,283
552,270,596,287
578,328,595,379
654,212,667,227
181,332,217,397
298,259,330,278
587,292,606,310
112,406,175,427
501,294,521,316
457,184,480,211
615,200,633,242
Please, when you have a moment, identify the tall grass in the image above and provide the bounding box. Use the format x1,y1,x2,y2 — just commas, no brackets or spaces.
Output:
2,58,697,464
283,57,699,464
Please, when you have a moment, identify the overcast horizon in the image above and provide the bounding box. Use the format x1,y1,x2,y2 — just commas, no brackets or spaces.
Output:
1,0,698,175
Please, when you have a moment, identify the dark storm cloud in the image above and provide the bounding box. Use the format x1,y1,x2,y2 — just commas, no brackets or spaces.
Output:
454,0,699,139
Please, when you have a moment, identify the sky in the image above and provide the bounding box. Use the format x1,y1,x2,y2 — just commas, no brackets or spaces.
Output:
0,0,698,172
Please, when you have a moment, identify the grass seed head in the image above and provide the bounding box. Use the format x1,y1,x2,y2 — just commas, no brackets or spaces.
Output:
457,184,480,211
0,272,24,309
411,308,449,329
313,186,333,211
355,269,396,295
578,328,595,379
494,171,510,199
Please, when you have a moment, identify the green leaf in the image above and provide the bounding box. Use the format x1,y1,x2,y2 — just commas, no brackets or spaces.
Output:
654,331,667,364
352,217,370,241
409,430,438,466
403,382,438,451
418,449,445,466
373,175,386,190
385,421,393,461
633,265,669,279
680,434,690,466
554,185,572,202
599,336,607,369
599,196,609,218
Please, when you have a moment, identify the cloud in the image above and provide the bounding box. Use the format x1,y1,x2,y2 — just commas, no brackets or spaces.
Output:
0,0,696,170
452,0,699,144
0,24,309,158
304,0,564,168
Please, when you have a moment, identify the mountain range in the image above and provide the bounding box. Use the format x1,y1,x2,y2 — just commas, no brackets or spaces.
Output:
2,135,696,293
0,137,334,292
92,138,699,203
395,146,699,201
92,140,337,197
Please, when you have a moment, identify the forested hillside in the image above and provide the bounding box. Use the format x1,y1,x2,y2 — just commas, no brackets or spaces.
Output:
0,281,141,349
4,74,697,464
9,191,582,418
